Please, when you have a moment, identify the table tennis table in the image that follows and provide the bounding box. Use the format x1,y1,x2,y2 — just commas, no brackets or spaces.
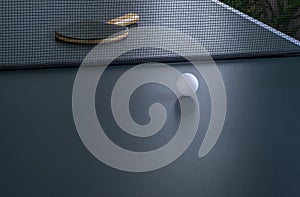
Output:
0,1,300,197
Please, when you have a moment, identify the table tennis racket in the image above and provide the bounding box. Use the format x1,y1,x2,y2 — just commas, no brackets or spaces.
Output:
55,13,139,44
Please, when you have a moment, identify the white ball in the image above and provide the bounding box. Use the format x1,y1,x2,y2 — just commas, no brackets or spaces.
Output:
176,73,199,97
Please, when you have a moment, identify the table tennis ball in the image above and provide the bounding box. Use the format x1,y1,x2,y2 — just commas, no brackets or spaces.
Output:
176,73,199,97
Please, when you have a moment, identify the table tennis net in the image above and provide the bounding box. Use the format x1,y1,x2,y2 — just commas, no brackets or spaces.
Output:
1,0,300,69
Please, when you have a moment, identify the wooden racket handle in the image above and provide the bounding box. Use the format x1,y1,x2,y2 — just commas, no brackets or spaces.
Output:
106,13,139,26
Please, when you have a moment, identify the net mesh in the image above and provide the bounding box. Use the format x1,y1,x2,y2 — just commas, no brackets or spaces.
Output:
1,0,300,69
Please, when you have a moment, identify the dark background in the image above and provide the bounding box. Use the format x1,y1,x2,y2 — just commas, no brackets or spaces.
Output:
221,0,300,40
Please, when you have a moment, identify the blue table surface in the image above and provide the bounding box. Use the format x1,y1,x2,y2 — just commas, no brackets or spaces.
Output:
0,56,299,197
